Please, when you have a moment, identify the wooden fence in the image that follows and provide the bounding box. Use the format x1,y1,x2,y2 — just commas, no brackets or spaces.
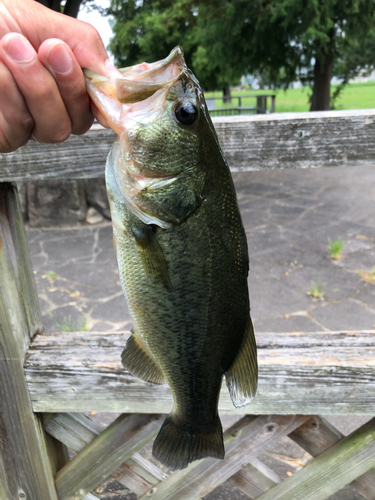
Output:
205,94,276,115
1,109,375,500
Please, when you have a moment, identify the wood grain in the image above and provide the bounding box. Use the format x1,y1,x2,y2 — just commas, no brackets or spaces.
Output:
55,413,163,500
0,183,57,500
256,418,375,500
289,416,375,500
228,458,281,498
2,110,375,181
141,415,309,500
25,330,375,414
44,412,163,496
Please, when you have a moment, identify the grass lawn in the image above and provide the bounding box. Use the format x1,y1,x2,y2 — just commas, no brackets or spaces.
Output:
205,81,375,113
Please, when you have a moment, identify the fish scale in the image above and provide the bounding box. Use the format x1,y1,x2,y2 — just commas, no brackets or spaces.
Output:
84,46,257,471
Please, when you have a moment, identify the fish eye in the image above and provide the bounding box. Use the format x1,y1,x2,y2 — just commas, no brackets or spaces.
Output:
174,100,197,125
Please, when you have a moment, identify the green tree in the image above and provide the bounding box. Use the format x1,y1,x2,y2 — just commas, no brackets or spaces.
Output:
331,26,375,107
102,0,375,110
108,1,195,70
107,0,244,100
271,0,375,110
193,0,375,110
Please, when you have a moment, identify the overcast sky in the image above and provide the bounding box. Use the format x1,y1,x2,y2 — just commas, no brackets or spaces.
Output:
77,0,114,59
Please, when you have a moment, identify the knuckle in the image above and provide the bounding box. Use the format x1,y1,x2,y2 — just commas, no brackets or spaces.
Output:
0,113,35,153
71,115,94,136
0,137,16,153
53,124,72,143
0,129,23,153
82,22,103,45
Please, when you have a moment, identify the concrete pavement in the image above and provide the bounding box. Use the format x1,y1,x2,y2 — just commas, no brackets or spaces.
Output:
28,166,375,337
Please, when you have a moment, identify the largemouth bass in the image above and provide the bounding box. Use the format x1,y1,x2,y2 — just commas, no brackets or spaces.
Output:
84,47,257,471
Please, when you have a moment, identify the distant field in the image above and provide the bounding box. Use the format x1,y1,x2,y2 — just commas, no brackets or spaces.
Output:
205,81,375,113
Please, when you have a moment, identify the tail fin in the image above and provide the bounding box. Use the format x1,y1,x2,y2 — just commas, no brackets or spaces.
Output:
153,413,224,470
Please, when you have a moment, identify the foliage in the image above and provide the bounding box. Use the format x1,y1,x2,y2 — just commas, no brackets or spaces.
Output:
106,0,245,91
103,0,375,107
55,0,375,108
328,237,345,260
57,315,90,332
106,0,260,91
108,1,197,72
330,26,375,107
308,280,325,300
214,0,375,108
356,267,375,284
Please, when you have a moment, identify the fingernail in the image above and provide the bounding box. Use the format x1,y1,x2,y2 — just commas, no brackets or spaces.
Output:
4,34,35,63
47,43,73,75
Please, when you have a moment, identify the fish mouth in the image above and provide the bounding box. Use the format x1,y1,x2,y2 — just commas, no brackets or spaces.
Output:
84,46,186,107
84,47,201,228
84,45,191,177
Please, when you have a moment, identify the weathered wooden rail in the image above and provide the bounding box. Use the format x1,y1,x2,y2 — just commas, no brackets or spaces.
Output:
2,109,375,181
1,109,375,500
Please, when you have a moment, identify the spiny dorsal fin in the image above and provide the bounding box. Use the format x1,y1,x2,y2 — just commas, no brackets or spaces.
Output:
225,318,258,408
132,224,172,291
122,334,166,385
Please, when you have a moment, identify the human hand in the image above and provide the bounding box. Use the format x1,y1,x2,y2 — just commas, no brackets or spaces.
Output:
0,0,118,153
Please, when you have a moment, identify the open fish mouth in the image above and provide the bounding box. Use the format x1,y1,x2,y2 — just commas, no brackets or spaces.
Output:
84,47,202,228
83,46,186,117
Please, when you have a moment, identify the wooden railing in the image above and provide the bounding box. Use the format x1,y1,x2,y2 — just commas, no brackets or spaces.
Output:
1,109,375,500
205,94,276,115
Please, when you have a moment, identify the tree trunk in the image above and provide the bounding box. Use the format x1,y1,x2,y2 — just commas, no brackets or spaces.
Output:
35,0,83,17
64,0,83,18
223,86,232,104
310,46,334,111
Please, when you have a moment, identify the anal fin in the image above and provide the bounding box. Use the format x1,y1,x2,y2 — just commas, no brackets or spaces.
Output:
225,317,258,408
122,334,166,385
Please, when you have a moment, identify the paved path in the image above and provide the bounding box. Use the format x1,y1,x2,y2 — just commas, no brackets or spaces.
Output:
27,166,375,500
28,166,375,336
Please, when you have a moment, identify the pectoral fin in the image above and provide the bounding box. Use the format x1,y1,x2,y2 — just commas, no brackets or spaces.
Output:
225,318,258,408
122,333,166,385
132,223,172,291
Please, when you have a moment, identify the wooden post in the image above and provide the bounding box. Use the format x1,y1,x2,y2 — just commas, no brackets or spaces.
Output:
256,96,267,114
271,95,276,113
0,183,58,500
